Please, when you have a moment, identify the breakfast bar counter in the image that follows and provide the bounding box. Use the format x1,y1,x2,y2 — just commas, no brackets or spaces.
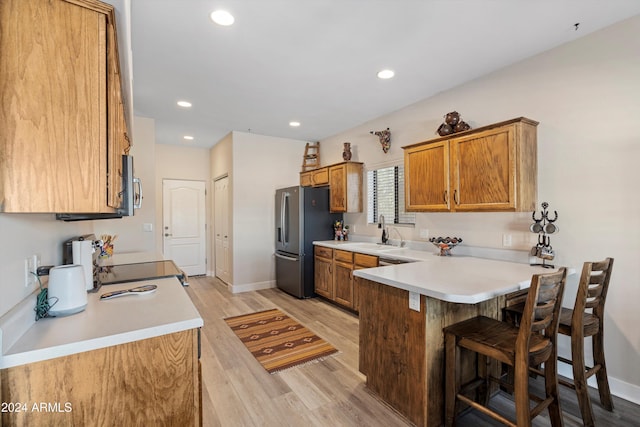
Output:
353,256,566,426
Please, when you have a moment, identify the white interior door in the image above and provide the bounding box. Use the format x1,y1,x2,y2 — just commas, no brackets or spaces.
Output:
163,179,206,276
214,176,231,284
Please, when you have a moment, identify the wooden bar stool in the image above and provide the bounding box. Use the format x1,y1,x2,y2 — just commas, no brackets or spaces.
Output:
505,258,614,427
444,268,567,427
561,258,615,426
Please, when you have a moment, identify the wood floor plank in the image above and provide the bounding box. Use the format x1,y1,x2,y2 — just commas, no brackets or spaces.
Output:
185,276,639,427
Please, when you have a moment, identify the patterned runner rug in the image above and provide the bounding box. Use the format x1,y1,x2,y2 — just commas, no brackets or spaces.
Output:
224,308,338,373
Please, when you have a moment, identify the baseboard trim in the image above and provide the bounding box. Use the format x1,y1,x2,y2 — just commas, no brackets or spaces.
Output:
230,280,276,294
558,365,640,405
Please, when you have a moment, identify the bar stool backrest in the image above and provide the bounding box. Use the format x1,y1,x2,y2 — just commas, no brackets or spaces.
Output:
519,268,567,351
577,258,614,322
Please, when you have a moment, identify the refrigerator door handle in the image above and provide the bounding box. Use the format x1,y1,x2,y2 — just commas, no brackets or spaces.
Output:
275,252,298,262
278,192,285,243
282,192,289,246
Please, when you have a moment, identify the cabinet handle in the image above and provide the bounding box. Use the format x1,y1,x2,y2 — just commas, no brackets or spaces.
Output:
443,190,448,204
454,189,459,205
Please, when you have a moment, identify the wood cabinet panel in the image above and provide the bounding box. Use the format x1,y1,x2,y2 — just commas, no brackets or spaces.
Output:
403,117,537,213
300,167,329,187
1,329,201,426
353,253,378,312
0,0,129,213
359,279,426,425
334,249,353,263
333,261,354,308
404,141,449,211
314,246,333,299
329,162,363,213
314,247,377,313
451,125,514,210
354,253,378,268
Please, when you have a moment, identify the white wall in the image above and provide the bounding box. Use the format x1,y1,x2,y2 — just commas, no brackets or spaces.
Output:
209,132,307,291
320,16,640,401
155,143,211,264
0,116,156,317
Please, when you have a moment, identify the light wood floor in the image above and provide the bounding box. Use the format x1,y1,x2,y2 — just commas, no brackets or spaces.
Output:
185,276,639,426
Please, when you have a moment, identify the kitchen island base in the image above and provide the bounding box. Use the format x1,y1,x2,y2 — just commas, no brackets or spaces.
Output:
358,278,504,426
1,329,201,426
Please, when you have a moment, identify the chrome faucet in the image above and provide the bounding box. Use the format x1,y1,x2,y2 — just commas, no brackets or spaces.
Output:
378,214,388,244
389,227,405,247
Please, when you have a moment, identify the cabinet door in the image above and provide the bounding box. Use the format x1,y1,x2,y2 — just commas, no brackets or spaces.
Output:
329,165,347,212
353,253,378,312
300,172,313,187
333,261,354,309
404,141,450,211
312,167,329,186
314,256,333,299
0,0,108,212
450,125,516,211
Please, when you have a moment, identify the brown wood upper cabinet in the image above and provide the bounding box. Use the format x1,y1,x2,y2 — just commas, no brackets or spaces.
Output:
0,0,130,213
403,117,538,212
300,167,329,187
329,162,363,213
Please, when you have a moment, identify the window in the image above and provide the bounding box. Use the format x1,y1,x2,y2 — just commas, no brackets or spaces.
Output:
367,165,415,225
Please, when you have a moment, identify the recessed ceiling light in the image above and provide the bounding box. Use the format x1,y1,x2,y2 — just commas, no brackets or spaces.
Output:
210,10,234,26
289,121,301,127
177,100,192,108
183,135,194,141
377,69,395,79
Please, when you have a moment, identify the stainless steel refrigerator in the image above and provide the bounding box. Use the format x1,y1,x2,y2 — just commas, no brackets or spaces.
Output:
275,186,342,298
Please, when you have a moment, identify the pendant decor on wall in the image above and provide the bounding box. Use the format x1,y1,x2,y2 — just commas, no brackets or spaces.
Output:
436,111,471,136
370,128,391,153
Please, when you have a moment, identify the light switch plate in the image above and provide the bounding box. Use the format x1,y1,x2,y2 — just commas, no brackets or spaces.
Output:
409,291,420,312
143,223,153,232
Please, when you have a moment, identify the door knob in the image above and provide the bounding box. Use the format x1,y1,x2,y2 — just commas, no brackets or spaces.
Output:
165,233,172,237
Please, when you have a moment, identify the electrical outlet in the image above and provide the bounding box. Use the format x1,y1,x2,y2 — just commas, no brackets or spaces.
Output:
419,229,429,239
502,234,512,247
409,291,420,312
24,254,40,288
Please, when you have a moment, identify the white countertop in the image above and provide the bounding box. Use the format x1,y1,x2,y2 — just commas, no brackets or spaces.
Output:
314,240,568,304
0,277,203,369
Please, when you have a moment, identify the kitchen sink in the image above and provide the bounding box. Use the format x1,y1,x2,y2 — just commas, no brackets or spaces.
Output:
339,242,398,252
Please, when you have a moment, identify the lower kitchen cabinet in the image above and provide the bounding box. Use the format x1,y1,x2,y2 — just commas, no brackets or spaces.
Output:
333,250,355,308
0,329,202,426
314,246,334,299
352,253,379,312
314,246,378,313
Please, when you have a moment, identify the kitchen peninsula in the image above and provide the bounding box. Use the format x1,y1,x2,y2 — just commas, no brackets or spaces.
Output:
352,251,566,426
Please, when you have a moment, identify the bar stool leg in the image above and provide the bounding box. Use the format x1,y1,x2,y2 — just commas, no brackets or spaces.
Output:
572,333,595,427
513,358,532,427
445,332,457,427
545,346,563,427
593,331,614,411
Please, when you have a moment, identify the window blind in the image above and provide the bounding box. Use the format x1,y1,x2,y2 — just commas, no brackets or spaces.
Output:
367,165,415,225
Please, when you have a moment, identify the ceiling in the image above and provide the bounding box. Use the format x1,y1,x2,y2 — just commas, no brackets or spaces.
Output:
130,1,640,148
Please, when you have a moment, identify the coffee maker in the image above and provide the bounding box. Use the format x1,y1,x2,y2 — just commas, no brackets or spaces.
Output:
62,234,102,292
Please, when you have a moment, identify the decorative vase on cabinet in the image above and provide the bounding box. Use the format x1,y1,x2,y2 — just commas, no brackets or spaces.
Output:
342,142,352,161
